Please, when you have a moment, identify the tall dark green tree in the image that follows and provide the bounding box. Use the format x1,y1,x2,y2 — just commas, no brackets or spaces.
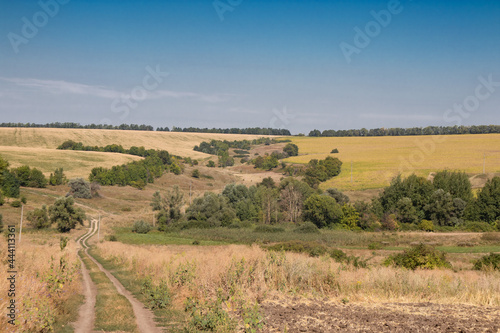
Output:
49,197,86,232
303,194,343,228
2,170,20,198
433,170,472,203
472,177,500,223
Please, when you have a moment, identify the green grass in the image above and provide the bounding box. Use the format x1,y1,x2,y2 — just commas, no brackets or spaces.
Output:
114,228,226,246
437,246,500,253
90,248,187,332
79,250,139,332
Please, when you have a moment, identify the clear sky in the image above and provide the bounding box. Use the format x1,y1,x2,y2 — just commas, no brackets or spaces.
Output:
0,0,499,134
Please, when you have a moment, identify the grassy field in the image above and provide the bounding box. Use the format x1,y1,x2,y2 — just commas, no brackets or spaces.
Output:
285,134,500,190
0,127,269,158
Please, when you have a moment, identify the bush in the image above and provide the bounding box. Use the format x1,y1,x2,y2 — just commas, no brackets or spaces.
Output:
27,205,50,229
329,248,348,262
68,178,92,199
266,241,328,257
384,244,452,270
141,277,171,309
10,200,22,208
0,214,3,233
191,169,200,178
460,221,495,232
293,222,320,234
331,148,339,153
106,235,118,242
473,253,500,271
132,220,152,234
207,160,216,168
419,219,434,232
253,225,284,233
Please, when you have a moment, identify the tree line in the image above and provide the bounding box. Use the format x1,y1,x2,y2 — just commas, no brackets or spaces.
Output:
309,125,500,137
0,122,291,135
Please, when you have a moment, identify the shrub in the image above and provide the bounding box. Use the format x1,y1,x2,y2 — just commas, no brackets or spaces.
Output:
253,225,284,233
68,178,92,199
132,220,152,234
283,143,299,156
27,205,50,229
329,248,348,262
419,219,434,232
10,200,22,208
266,241,328,257
461,221,495,232
331,148,339,153
368,242,382,250
0,214,3,233
207,160,216,168
191,169,200,178
473,253,500,271
293,222,320,234
106,235,118,242
141,277,171,309
384,244,452,270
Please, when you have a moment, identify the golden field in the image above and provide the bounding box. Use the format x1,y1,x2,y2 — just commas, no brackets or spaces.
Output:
286,134,500,191
0,127,268,158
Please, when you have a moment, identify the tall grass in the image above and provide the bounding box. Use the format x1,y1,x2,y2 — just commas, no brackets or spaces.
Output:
0,233,82,332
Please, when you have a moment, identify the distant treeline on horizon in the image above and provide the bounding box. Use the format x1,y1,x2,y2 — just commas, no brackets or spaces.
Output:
0,122,291,136
309,124,500,137
1,122,500,137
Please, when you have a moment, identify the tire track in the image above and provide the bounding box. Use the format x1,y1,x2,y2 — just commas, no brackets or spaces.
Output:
76,220,162,333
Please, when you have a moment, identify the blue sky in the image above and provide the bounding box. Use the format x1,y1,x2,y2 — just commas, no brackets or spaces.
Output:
0,0,499,134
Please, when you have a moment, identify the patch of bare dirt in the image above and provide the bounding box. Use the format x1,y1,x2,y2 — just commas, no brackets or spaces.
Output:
260,299,500,332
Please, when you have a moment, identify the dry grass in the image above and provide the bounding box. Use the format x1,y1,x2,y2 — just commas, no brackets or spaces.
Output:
285,134,500,190
0,146,142,178
0,127,271,158
95,242,500,309
0,231,82,332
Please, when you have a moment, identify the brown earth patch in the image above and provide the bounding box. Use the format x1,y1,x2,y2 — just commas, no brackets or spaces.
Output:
260,299,500,332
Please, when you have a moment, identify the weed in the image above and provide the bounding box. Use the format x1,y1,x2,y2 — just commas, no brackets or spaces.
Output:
141,277,171,309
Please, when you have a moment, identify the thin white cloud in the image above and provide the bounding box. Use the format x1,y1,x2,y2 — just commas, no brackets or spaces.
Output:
0,77,229,103
359,113,441,121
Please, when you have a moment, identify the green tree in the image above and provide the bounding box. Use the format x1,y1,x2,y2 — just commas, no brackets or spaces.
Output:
340,204,359,229
424,189,465,226
279,178,315,224
283,143,299,157
27,205,50,229
303,194,343,228
28,168,47,188
325,188,350,205
0,154,10,184
396,197,419,224
433,170,472,202
472,177,500,223
49,197,86,232
186,192,237,227
2,170,20,198
49,168,67,186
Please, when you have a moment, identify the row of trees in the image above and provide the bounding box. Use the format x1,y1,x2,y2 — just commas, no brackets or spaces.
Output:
309,125,500,137
0,122,291,135
150,171,500,232
0,122,154,131
89,150,181,189
57,140,177,159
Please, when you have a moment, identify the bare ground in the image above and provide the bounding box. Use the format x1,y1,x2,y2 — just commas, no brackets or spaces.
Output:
260,299,500,332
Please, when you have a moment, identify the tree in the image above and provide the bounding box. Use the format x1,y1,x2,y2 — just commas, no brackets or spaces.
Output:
424,189,465,226
27,205,50,229
49,168,67,186
28,168,47,188
0,154,9,184
207,160,216,168
396,197,419,224
192,169,200,178
433,170,472,203
2,170,20,198
255,186,279,224
340,204,359,230
279,179,313,223
472,177,500,223
283,143,299,157
68,178,92,199
303,194,343,228
151,186,184,229
49,197,86,232
186,192,237,227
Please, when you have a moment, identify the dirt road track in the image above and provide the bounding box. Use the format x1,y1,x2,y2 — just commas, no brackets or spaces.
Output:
72,220,162,333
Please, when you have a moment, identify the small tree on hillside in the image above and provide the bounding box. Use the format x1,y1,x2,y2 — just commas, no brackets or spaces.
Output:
2,170,20,198
151,186,184,230
283,143,299,157
49,168,67,186
49,196,86,233
68,178,92,199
